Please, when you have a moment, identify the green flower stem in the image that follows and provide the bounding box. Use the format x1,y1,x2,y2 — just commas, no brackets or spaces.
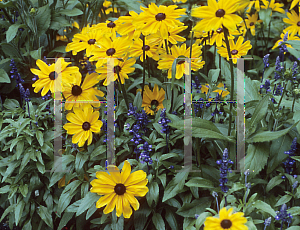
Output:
223,27,235,137
277,82,287,111
142,35,146,99
115,68,129,110
164,39,169,54
26,101,32,130
292,94,296,112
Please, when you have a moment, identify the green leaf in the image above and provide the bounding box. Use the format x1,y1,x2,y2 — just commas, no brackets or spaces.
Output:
0,43,22,59
244,143,269,176
287,206,300,216
133,91,142,109
245,76,261,103
252,200,276,217
30,47,43,60
38,205,53,228
48,46,67,56
146,182,159,207
185,177,214,189
57,212,74,230
275,195,292,207
0,69,10,83
152,213,165,230
76,192,99,217
249,95,269,128
36,131,44,147
266,175,283,193
15,200,25,226
246,121,299,143
165,208,178,230
116,0,146,14
162,170,189,202
159,153,178,162
208,69,220,83
36,5,51,36
195,212,211,230
158,174,166,188
75,152,89,172
0,185,10,194
6,23,22,43
3,99,20,110
286,227,300,230
19,184,29,197
176,197,212,218
59,8,83,16
0,204,16,222
259,8,272,29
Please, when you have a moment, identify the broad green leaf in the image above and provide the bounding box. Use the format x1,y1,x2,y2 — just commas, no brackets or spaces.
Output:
287,206,300,216
59,8,83,16
286,227,300,230
159,153,178,162
185,177,214,189
246,121,299,143
176,198,212,218
76,192,99,216
36,131,44,147
208,69,220,83
244,143,269,176
252,200,276,217
0,185,10,194
57,212,74,230
15,200,25,225
38,205,53,228
266,175,283,193
6,23,22,43
0,204,16,222
19,184,29,197
245,76,261,103
146,182,159,207
133,91,142,109
0,69,10,83
195,212,211,230
162,170,189,202
152,213,165,230
3,99,20,110
75,152,89,172
249,95,269,128
30,47,43,60
36,5,51,36
275,195,292,207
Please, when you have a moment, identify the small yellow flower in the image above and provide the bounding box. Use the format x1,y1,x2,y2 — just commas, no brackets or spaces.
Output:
272,32,300,49
261,0,285,15
213,83,230,98
141,84,165,115
283,8,300,36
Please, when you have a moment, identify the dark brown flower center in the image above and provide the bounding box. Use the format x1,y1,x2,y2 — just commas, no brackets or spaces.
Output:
220,219,232,228
231,49,238,55
114,183,126,195
297,21,300,26
49,71,56,80
79,40,83,42
88,39,96,45
216,28,223,33
71,85,82,96
249,22,254,26
155,13,166,21
113,66,121,73
106,48,116,56
143,45,150,51
216,9,225,17
151,100,159,110
82,122,91,131
107,21,116,28
178,60,185,65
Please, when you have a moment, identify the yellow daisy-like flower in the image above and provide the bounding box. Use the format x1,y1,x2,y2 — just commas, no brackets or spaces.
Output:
90,160,149,218
129,37,160,62
217,36,252,64
117,11,142,40
31,58,79,96
283,9,300,36
63,72,104,110
241,13,263,36
261,0,285,14
213,83,230,98
191,0,243,32
236,0,251,12
95,56,136,85
172,0,187,3
135,3,186,39
158,44,205,79
56,22,80,41
147,25,188,47
141,84,165,115
92,20,121,38
192,31,209,45
209,27,235,47
272,32,300,49
243,0,261,12
90,36,132,68
100,0,118,15
290,0,300,10
66,25,103,57
63,105,103,147
204,207,248,230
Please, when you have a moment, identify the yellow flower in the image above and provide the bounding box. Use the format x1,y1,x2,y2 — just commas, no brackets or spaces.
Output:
244,0,262,12
56,22,80,41
141,84,165,115
172,0,187,3
261,0,285,14
213,83,230,98
100,0,118,15
201,84,210,94
92,20,121,38
129,37,160,62
134,3,186,39
191,0,243,32
236,0,251,12
66,25,103,57
283,8,300,36
63,72,104,110
272,32,300,49
204,207,248,230
31,58,78,96
217,36,252,64
90,160,149,218
63,105,103,147
290,0,300,10
117,11,142,40
95,56,136,85
240,13,263,36
209,27,235,47
90,36,132,68
158,44,205,79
